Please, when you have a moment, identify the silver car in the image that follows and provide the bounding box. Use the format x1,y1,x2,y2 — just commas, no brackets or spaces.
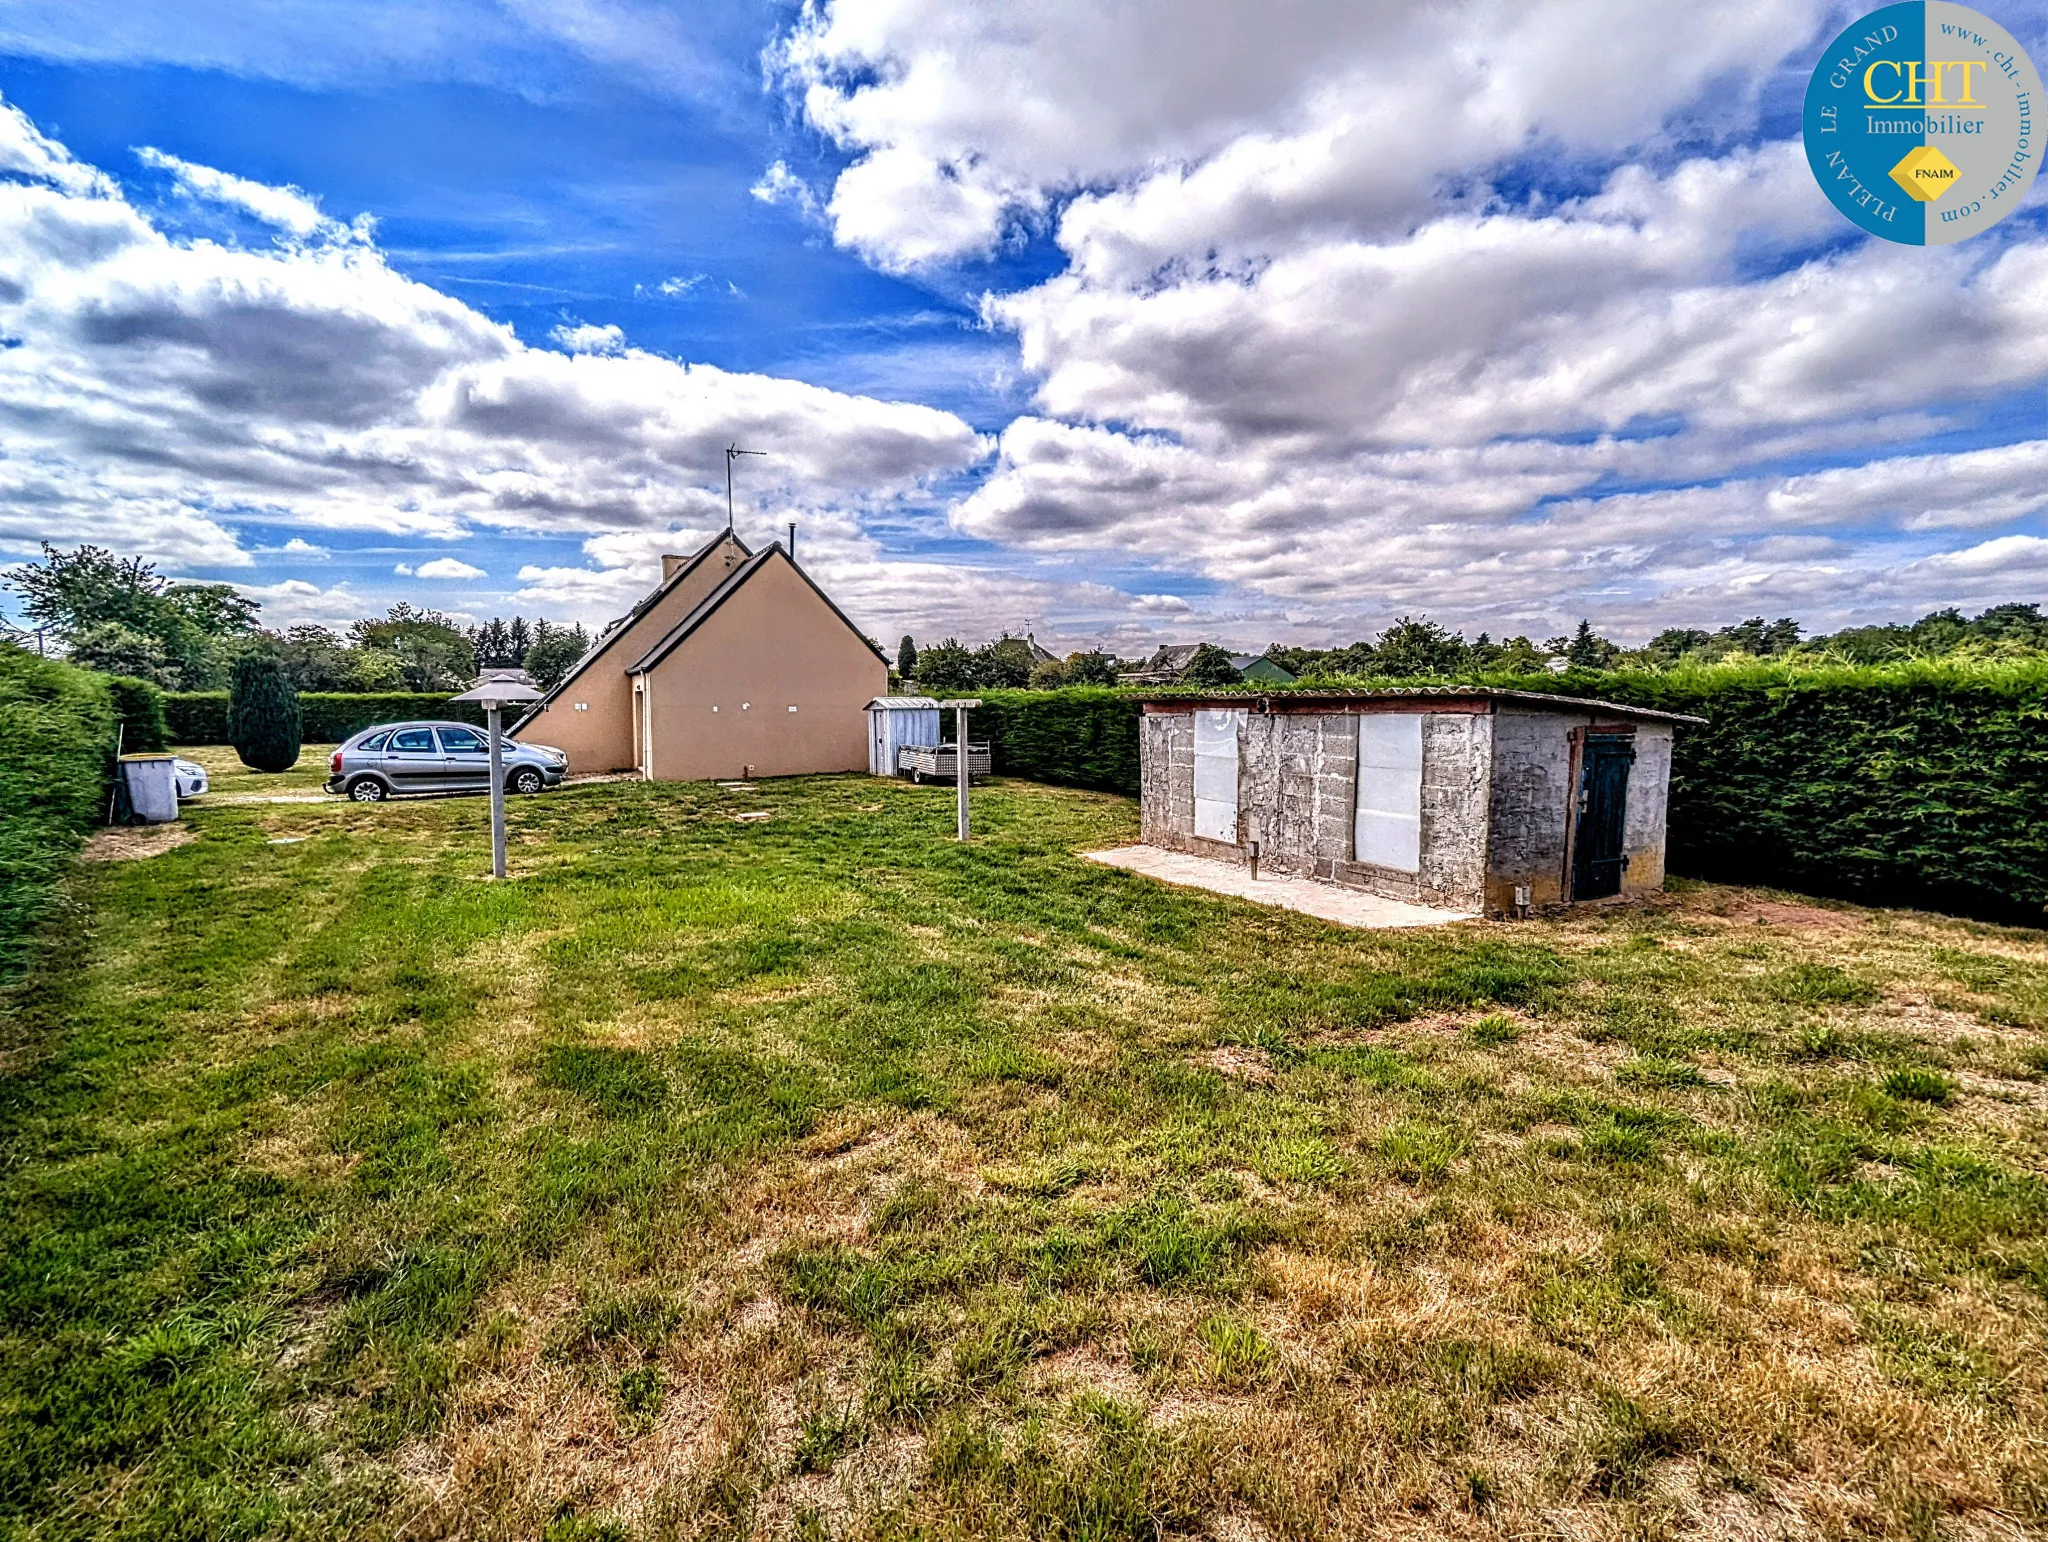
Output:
325,721,567,802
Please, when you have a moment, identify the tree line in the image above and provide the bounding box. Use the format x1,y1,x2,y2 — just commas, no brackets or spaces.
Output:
3,544,593,693
1264,605,2048,680
893,602,2048,692
893,634,1122,692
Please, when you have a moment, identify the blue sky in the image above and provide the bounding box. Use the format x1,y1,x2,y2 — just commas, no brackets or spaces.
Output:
0,0,2041,653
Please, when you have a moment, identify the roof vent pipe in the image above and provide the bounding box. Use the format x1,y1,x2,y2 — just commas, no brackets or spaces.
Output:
788,521,796,561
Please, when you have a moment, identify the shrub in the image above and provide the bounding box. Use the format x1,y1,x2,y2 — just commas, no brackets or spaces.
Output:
0,644,115,981
228,655,302,772
104,675,167,754
163,692,489,746
940,687,1143,795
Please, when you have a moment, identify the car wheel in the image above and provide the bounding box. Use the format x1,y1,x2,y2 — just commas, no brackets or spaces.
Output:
509,768,544,795
347,777,388,803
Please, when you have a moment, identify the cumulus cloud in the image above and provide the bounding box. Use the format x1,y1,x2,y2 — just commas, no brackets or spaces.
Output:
0,97,989,578
135,145,335,238
762,0,2048,642
401,557,486,579
550,321,627,354
231,577,373,626
773,0,1834,271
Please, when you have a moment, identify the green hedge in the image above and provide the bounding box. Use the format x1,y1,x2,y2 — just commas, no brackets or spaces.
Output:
939,687,1145,794
0,645,115,981
163,692,488,745
948,665,2048,924
105,676,167,754
1526,662,2048,924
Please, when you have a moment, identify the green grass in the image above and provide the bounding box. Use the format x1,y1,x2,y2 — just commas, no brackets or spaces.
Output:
2,772,2046,1540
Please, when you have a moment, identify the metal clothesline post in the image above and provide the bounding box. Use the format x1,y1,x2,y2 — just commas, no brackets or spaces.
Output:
951,698,981,841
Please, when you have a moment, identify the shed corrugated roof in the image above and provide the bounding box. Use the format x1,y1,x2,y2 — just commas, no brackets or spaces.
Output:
868,696,939,709
1136,685,1706,725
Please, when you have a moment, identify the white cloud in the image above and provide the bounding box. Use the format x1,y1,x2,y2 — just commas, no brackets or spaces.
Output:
0,97,989,581
231,577,371,626
550,320,627,354
749,161,821,220
134,146,336,239
410,556,487,579
755,0,2048,647
773,0,1834,271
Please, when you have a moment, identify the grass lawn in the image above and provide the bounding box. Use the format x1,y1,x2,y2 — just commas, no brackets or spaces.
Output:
3,766,2046,1541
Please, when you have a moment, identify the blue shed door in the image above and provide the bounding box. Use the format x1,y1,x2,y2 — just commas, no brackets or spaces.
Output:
1572,734,1635,900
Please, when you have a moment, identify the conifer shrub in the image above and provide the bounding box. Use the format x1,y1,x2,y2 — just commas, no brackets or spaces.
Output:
227,655,302,772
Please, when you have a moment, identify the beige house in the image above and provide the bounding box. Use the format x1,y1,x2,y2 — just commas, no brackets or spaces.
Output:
513,531,888,781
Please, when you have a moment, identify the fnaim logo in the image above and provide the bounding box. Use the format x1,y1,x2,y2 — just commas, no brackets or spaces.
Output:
1804,2,2041,243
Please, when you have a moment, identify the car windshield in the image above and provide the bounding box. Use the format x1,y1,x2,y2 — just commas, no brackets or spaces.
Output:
389,728,436,753
438,726,486,753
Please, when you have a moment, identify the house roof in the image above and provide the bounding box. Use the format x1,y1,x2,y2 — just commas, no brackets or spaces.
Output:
511,530,749,730
627,542,890,675
1136,685,1706,725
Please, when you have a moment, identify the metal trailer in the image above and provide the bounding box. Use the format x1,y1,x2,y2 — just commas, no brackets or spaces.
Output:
897,742,992,783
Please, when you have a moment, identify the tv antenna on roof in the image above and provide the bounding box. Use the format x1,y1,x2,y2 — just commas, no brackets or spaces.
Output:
725,443,765,531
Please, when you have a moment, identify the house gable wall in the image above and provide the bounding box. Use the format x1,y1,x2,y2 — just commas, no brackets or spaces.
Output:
642,553,887,781
515,535,746,773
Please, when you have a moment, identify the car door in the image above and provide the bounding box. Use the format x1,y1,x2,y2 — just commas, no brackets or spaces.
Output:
382,725,445,792
434,724,493,791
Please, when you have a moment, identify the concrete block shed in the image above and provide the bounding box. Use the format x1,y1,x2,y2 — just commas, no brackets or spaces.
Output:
1137,689,1704,917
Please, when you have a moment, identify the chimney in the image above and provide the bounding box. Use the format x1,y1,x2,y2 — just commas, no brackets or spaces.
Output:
660,554,685,581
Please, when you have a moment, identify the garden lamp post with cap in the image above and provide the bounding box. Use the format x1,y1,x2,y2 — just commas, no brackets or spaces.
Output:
449,678,544,878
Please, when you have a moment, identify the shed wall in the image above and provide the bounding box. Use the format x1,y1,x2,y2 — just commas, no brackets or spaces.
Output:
1481,708,1678,911
1621,724,1674,897
1137,707,1491,913
868,705,940,775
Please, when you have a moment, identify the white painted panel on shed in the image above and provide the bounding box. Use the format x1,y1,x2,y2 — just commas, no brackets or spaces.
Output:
1193,709,1243,844
1355,713,1423,872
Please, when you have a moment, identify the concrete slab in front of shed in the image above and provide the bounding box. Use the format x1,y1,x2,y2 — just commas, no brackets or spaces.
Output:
1084,845,1474,930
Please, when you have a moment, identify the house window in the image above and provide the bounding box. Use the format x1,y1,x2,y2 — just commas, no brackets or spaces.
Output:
1355,713,1423,872
1193,709,1243,844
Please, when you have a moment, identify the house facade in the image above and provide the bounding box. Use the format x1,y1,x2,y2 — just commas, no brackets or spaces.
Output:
1137,688,1701,917
514,532,888,781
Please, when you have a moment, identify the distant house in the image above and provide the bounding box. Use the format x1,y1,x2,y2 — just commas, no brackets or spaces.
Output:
513,531,887,780
1231,654,1298,685
1118,644,1297,686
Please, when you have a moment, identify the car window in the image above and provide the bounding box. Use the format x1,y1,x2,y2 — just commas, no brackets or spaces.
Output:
389,728,436,753
438,726,486,753
359,731,391,752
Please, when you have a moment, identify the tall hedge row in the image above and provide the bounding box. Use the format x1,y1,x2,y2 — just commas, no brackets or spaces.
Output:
1536,662,2048,924
943,687,1145,793
105,676,168,753
944,663,2048,924
0,645,116,981
163,692,488,745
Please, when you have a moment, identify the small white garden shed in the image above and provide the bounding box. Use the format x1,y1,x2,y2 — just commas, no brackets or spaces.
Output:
866,697,941,776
